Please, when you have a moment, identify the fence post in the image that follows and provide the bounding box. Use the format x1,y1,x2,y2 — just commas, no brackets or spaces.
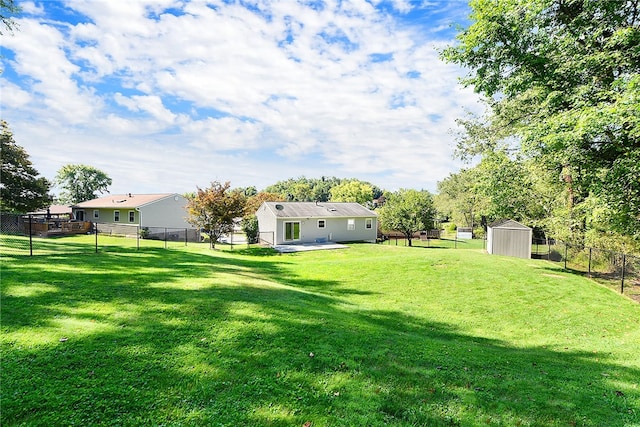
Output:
564,243,568,270
164,228,168,249
621,254,626,295
547,238,551,261
185,228,188,246
588,248,592,277
28,214,33,256
95,222,98,253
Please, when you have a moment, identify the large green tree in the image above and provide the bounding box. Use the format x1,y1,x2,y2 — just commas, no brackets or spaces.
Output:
378,189,436,246
329,180,374,205
54,164,112,204
443,0,640,240
0,121,52,213
186,181,246,249
436,167,485,229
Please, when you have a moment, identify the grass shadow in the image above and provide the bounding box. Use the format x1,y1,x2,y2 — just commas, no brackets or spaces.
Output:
2,247,639,426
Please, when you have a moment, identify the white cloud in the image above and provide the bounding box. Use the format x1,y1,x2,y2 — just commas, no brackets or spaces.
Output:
113,93,177,124
0,79,32,107
17,1,45,16
2,0,481,195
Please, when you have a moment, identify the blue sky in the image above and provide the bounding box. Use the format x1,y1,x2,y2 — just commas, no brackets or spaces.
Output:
1,0,482,196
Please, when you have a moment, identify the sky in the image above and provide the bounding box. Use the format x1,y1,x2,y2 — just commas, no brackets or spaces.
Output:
1,0,482,196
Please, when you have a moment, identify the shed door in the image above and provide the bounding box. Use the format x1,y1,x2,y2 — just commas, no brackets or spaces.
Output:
284,221,300,241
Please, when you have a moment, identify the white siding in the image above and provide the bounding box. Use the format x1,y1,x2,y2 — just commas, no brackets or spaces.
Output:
256,202,378,245
256,204,278,244
138,195,190,229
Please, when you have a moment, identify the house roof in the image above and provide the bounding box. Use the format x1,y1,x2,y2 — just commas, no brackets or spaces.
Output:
74,194,178,209
29,205,73,215
260,202,377,218
488,219,531,230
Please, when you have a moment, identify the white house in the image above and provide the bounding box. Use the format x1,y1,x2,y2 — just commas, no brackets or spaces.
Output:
256,201,378,245
73,193,198,240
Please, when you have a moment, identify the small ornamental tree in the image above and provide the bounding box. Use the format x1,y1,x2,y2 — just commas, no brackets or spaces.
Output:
378,189,436,247
186,181,246,249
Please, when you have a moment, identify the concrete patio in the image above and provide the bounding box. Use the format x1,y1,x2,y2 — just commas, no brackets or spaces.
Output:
271,242,349,253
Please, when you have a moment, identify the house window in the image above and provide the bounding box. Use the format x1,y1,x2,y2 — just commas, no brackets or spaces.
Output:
114,211,120,222
128,211,135,223
365,218,373,229
317,219,326,229
347,218,355,230
284,221,300,241
93,210,99,219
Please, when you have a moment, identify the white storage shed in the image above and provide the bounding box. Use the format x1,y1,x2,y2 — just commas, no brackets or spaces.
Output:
487,219,532,259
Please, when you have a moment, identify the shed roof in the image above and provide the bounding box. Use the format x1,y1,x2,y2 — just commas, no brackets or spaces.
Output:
488,219,531,230
260,202,377,218
74,194,177,209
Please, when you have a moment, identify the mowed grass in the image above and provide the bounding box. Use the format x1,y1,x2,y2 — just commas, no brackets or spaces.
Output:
1,238,639,426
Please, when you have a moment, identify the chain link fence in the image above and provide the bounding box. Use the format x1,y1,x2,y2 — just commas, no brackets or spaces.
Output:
0,214,204,255
3,214,638,302
532,239,640,302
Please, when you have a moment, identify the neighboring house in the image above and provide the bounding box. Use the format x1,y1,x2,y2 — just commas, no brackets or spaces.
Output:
256,201,377,245
73,193,198,240
487,219,532,259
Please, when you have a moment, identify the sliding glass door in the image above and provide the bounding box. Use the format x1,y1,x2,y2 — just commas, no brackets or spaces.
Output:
284,221,300,241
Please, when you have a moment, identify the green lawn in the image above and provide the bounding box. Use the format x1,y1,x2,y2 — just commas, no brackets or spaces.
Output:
1,239,639,426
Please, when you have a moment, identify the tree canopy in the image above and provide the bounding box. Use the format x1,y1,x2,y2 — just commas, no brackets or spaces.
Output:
329,180,374,205
264,176,382,203
378,189,436,246
54,164,113,205
186,181,246,248
443,0,640,241
0,121,52,213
